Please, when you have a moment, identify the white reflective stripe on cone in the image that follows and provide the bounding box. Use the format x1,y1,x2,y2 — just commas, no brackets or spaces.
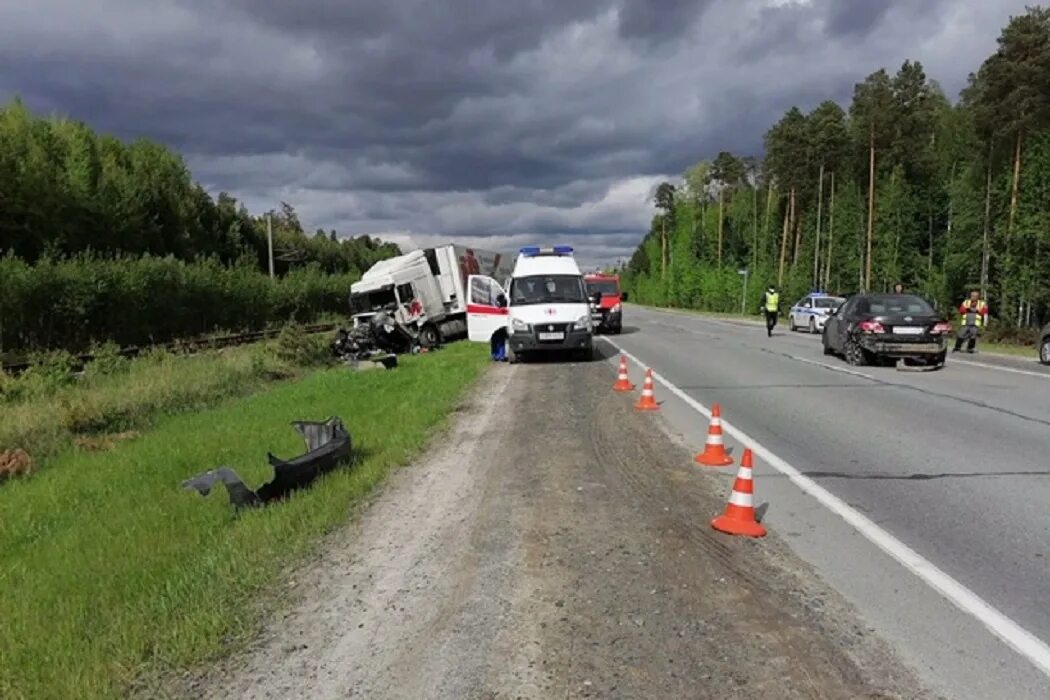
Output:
728,491,753,507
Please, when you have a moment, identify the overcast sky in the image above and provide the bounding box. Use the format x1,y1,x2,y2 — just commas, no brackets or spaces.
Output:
0,0,1032,267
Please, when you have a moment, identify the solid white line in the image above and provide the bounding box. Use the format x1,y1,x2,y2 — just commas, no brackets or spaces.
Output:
600,335,1050,678
949,358,1050,380
786,354,877,381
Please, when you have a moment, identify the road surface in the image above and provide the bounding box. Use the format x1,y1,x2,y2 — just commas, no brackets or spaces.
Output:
602,305,1050,700
188,349,934,700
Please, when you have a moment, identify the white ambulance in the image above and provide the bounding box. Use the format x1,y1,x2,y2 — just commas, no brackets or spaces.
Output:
465,245,597,363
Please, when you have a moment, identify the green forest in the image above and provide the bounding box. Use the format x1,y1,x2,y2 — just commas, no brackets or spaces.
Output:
622,6,1050,338
0,99,400,356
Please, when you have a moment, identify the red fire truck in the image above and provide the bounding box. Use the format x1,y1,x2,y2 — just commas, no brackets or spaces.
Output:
584,272,626,334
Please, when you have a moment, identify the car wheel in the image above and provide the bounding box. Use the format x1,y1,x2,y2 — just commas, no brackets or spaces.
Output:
822,334,834,355
506,345,518,364
788,315,796,331
808,317,816,334
1041,338,1050,366
844,336,869,366
932,350,947,368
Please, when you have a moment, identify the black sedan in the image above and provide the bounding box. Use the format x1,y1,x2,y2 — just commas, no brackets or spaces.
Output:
822,293,952,368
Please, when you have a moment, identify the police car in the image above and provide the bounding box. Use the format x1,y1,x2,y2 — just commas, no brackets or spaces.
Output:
788,292,845,334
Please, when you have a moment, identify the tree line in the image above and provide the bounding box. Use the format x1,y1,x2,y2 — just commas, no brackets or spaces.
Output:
622,6,1050,334
0,99,402,355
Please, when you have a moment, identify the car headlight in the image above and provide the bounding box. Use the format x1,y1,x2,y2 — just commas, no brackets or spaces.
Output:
611,303,622,313
574,315,592,331
511,318,530,332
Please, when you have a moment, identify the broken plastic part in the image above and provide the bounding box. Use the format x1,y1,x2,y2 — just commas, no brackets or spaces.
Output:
181,417,352,508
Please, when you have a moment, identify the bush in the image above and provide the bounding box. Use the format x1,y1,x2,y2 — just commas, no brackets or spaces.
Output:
272,323,334,368
0,252,359,355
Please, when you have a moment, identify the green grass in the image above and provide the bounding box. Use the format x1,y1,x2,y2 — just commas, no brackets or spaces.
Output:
0,342,305,463
0,342,490,700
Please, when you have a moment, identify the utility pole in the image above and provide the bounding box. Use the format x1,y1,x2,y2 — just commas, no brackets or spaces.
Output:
813,163,824,289
267,213,275,279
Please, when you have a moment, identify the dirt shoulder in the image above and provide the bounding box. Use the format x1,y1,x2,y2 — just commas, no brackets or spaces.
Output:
186,346,940,700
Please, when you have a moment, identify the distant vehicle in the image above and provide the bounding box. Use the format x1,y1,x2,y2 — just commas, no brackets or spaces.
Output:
1040,322,1050,365
822,293,952,368
349,244,513,347
788,292,846,334
465,246,596,363
584,272,627,334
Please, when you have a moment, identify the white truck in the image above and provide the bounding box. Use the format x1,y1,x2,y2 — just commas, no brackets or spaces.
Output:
348,244,514,347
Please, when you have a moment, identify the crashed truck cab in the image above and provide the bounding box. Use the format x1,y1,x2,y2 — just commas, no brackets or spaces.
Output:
348,250,442,333
465,246,596,362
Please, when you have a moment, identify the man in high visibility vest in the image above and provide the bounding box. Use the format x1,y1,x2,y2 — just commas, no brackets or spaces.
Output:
761,286,780,337
953,289,989,353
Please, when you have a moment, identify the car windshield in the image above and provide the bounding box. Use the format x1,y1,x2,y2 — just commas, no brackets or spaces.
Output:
510,274,587,305
861,295,934,315
585,280,619,296
814,297,843,309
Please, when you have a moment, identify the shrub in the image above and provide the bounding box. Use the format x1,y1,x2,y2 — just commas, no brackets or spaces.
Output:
0,252,359,355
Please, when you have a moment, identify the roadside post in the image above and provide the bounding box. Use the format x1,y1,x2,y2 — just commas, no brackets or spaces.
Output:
738,268,749,314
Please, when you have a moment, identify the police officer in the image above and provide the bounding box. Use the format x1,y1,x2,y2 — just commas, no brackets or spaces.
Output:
954,289,989,353
761,286,780,337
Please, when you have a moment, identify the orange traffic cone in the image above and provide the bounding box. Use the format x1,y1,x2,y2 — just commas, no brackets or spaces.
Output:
711,449,766,538
694,404,734,466
634,369,659,411
612,354,635,392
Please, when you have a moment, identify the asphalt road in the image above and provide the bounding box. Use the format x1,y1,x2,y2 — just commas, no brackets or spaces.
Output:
191,349,933,700
603,305,1050,700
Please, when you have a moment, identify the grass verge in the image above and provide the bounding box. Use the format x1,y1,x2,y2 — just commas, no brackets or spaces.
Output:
0,341,490,700
0,326,335,464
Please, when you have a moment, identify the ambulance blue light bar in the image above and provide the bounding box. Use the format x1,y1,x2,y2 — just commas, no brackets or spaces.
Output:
519,245,574,256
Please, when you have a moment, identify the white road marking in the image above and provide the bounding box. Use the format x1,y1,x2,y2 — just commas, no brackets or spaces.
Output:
785,354,877,380
599,335,1050,679
949,358,1050,380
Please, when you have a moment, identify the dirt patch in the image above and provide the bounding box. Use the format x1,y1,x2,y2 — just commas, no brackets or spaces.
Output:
0,448,35,481
183,353,942,699
73,430,140,452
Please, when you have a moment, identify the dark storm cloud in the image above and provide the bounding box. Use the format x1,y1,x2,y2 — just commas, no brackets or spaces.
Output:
0,0,1033,264
822,0,893,37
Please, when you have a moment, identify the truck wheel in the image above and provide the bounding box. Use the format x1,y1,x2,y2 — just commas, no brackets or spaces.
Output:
419,324,441,348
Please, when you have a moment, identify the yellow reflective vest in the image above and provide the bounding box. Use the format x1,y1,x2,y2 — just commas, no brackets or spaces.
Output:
764,292,779,312
959,299,988,327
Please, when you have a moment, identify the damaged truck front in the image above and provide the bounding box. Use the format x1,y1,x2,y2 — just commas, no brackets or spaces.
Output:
348,244,513,348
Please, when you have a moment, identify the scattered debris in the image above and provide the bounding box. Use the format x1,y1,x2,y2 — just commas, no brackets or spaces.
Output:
181,417,352,508
0,448,35,482
331,309,443,369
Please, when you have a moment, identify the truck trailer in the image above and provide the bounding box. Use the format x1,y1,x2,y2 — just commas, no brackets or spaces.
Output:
349,244,514,347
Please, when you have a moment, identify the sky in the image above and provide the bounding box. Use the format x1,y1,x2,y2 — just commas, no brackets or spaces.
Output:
0,0,1034,268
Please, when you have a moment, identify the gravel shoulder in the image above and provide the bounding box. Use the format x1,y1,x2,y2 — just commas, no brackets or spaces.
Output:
186,346,941,700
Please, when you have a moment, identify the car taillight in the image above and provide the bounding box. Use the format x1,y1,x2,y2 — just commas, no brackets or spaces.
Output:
857,320,885,333
931,322,952,334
